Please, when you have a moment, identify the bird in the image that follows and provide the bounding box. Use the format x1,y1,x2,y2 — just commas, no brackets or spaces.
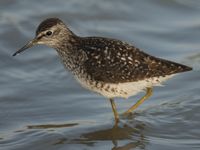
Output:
13,18,192,124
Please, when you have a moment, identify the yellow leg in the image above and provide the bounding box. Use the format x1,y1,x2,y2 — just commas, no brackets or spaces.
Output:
123,87,153,115
109,98,119,125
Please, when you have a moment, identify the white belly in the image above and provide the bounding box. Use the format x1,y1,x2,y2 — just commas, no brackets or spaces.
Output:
75,75,174,99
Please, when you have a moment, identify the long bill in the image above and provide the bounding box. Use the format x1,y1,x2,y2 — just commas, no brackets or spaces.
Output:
12,39,37,56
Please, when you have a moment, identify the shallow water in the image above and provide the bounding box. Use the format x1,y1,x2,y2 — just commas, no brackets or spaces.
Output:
0,0,199,150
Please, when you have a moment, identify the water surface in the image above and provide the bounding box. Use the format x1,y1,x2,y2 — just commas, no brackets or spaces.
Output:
0,0,199,150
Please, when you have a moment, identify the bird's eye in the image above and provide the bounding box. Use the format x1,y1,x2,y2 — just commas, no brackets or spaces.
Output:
46,31,53,36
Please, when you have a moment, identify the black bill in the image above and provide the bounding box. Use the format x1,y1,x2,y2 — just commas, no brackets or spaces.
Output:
13,39,37,56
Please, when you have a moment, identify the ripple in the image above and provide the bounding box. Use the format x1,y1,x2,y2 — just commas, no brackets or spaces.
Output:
0,0,199,150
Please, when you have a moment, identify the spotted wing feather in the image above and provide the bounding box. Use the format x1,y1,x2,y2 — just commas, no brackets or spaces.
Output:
79,37,192,83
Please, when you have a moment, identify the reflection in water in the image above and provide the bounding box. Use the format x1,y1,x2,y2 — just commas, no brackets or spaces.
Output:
27,123,78,129
81,124,147,150
50,121,147,150
112,142,143,150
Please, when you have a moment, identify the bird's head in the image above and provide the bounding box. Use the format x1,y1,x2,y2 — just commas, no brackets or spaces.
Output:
13,18,73,56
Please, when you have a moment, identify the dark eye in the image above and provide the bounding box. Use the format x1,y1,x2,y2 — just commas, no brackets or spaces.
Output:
46,31,52,36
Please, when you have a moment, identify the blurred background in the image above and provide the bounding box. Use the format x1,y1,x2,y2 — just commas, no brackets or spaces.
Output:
0,0,199,150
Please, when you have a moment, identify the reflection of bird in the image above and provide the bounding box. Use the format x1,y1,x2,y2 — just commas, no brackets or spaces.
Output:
52,122,147,149
76,123,147,150
13,18,192,124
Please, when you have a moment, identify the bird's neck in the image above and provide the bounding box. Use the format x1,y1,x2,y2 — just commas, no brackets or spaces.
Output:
55,35,86,72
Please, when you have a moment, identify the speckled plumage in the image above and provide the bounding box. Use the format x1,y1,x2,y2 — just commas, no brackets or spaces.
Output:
76,37,191,83
57,36,190,98
14,18,192,105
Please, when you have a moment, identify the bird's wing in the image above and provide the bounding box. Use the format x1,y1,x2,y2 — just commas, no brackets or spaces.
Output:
81,37,191,83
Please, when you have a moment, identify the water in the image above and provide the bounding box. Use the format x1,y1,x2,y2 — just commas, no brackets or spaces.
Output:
0,0,199,150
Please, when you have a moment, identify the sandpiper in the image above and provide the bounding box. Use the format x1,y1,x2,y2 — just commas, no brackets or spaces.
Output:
13,18,192,124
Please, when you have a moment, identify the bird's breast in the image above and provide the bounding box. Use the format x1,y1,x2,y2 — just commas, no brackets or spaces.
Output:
73,71,174,99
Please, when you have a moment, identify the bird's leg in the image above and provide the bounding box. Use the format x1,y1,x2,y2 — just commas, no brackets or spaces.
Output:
123,87,153,115
109,98,119,125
